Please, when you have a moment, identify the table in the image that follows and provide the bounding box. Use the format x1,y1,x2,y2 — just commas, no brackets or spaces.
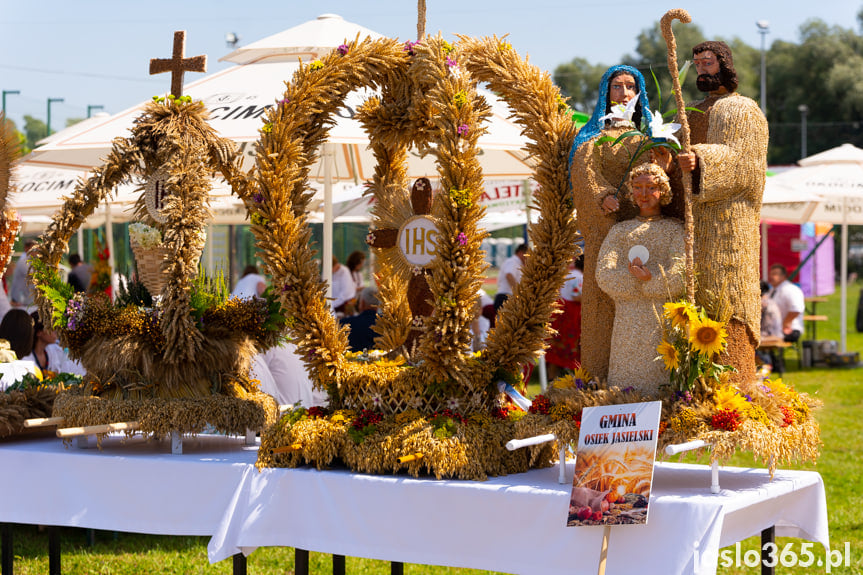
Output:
0,435,829,575
0,434,256,574
208,461,829,575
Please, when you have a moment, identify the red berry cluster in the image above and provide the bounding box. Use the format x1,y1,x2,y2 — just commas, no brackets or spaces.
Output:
528,395,551,415
351,409,383,430
711,408,742,431
780,405,795,427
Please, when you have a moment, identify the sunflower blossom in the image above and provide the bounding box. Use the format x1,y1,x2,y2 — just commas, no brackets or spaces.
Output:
656,339,679,371
689,316,728,357
713,385,749,413
663,301,697,329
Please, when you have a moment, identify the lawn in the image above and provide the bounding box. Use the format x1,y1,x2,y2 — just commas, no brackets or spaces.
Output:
5,286,863,574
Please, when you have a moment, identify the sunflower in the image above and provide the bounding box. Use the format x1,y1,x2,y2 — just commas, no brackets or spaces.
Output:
656,340,680,371
663,301,697,329
688,316,728,357
713,385,750,413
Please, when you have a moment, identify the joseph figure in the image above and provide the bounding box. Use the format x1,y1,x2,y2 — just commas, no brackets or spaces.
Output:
666,41,769,383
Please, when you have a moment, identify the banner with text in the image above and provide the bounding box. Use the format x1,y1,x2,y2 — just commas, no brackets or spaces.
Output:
567,401,662,527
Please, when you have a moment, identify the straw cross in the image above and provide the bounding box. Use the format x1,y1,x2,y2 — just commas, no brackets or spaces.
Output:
149,31,207,98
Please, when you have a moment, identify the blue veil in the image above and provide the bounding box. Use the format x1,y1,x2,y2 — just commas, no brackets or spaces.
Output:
568,65,654,166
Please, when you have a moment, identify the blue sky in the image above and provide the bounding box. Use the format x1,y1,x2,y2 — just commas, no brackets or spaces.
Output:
1,0,860,132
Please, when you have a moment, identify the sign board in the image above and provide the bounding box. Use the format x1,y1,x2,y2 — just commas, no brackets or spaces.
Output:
398,215,439,268
567,401,662,527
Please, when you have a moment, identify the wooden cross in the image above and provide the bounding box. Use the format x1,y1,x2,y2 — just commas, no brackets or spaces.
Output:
149,31,207,98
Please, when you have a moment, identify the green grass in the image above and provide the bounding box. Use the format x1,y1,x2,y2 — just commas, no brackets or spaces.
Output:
6,286,863,573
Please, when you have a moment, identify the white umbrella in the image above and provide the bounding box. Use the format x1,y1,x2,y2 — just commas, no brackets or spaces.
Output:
220,14,382,65
768,143,863,352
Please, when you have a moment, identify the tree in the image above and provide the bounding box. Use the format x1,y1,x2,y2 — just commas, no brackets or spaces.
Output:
621,20,708,113
23,115,47,151
553,57,608,113
65,117,84,128
765,19,863,163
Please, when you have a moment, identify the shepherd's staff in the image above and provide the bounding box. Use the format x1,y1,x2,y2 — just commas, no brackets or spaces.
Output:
660,8,695,304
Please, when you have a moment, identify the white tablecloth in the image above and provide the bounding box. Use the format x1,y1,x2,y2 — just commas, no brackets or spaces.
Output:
0,436,829,574
208,462,828,575
0,434,257,536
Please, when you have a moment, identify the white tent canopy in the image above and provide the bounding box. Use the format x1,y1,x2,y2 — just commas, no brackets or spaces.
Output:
220,14,383,65
766,143,863,352
23,14,537,295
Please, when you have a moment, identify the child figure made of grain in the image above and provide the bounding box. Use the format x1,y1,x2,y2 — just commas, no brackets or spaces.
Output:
596,163,685,396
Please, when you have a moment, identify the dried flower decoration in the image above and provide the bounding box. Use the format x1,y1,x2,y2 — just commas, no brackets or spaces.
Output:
261,123,273,134
457,124,469,136
449,187,471,207
403,40,417,55
310,60,324,71
337,44,349,56
498,41,512,51
279,97,290,105
453,90,468,108
442,40,454,54
456,232,468,245
253,192,265,204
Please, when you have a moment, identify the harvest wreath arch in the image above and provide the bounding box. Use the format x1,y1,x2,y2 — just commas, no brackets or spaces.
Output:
30,34,280,437
241,35,580,478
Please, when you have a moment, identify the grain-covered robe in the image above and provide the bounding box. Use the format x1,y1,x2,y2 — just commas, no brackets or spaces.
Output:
683,92,769,382
570,123,646,381
596,216,685,395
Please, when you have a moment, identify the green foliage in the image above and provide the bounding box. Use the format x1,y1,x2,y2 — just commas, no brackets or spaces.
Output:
30,258,73,327
260,287,288,333
4,372,82,393
116,277,153,308
189,266,229,321
22,115,47,151
552,57,608,112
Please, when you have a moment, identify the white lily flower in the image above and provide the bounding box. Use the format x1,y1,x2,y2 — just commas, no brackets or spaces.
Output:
599,93,640,124
649,110,681,146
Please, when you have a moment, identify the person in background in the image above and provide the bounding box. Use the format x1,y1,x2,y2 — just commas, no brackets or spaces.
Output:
494,243,527,312
470,287,495,351
67,253,92,293
758,280,783,372
9,239,36,308
23,312,86,376
330,255,357,316
346,250,367,293
0,309,34,360
545,255,584,380
768,264,805,342
767,264,805,374
231,264,266,300
0,281,10,324
340,286,379,352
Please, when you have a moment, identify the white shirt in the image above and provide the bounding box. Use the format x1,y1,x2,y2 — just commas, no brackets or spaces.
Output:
473,289,495,350
496,254,523,296
560,269,583,301
231,273,266,300
330,264,356,310
23,343,86,376
770,280,805,334
9,253,34,306
253,342,328,407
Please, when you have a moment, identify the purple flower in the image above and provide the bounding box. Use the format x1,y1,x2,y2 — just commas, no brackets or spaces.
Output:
456,232,467,245
253,192,264,204
622,386,635,393
282,283,292,292
337,44,349,56
675,390,693,403
744,393,753,402
446,56,458,67
403,41,417,55
279,97,290,105
575,378,585,390
457,124,469,136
